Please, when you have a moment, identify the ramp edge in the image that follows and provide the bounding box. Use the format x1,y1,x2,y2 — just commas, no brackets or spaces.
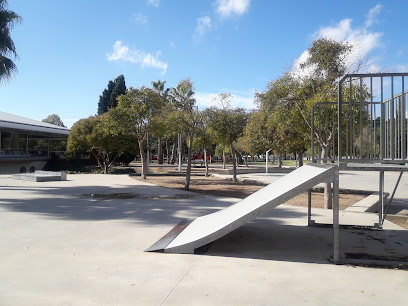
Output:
145,218,194,252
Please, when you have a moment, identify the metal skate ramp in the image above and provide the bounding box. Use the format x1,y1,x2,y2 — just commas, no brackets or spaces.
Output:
147,163,339,260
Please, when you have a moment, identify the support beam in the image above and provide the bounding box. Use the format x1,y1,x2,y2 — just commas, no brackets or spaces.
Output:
333,167,340,263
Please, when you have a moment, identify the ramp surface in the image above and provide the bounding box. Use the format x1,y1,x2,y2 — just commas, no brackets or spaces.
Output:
147,163,336,254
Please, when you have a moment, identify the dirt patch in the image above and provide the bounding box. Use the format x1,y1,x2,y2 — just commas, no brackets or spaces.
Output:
132,175,365,210
385,215,408,230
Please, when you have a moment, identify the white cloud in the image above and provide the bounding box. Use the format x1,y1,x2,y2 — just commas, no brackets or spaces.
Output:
107,41,168,74
293,5,383,76
147,0,159,8
365,4,382,28
195,90,256,110
170,41,176,48
193,16,212,40
132,13,148,24
215,0,251,17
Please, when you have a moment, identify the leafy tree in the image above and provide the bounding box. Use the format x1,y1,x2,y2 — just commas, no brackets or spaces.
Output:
42,114,66,128
0,0,21,83
97,75,126,115
67,114,137,173
258,38,367,208
256,74,308,166
114,87,162,179
169,78,201,190
193,110,216,176
109,75,126,109
208,93,248,182
151,79,170,164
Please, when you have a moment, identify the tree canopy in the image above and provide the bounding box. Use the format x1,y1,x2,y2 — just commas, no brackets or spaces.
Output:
0,0,21,83
169,78,201,190
97,75,127,115
42,114,66,128
114,86,162,178
67,114,137,173
207,93,247,181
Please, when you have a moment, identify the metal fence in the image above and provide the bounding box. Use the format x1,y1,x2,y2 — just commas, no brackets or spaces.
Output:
312,73,408,164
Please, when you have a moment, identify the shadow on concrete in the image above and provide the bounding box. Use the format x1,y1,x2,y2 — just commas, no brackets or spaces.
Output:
0,181,307,227
203,217,408,266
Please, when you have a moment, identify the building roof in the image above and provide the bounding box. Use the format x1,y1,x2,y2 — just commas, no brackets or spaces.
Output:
0,111,70,136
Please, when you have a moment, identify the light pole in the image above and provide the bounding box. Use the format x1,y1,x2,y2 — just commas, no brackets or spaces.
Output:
266,149,272,173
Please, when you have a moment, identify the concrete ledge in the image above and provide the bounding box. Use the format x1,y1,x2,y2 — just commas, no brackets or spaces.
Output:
12,170,67,182
345,192,389,213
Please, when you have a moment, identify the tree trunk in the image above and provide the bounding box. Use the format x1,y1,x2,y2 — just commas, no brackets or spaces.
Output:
139,140,147,179
158,138,163,164
222,149,226,169
278,154,282,168
231,144,237,182
165,141,169,163
204,148,209,177
169,135,177,164
298,150,304,167
321,145,332,209
184,132,194,190
104,162,109,174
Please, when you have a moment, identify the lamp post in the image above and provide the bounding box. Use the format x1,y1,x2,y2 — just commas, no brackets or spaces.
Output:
266,149,272,173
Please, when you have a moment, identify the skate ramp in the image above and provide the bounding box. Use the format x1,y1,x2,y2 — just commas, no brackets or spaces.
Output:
147,163,336,254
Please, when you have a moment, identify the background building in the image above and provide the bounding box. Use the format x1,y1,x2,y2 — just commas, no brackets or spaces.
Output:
0,111,70,174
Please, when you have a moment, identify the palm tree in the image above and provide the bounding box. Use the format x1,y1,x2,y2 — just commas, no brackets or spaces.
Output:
0,0,21,83
170,78,202,190
151,79,170,164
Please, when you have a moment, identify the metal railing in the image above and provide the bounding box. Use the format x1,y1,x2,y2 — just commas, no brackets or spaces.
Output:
312,73,408,164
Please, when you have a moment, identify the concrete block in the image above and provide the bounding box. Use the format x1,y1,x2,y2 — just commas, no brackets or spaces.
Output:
345,192,389,213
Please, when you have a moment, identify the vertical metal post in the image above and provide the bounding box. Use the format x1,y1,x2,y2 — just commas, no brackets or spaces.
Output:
338,80,343,163
332,105,336,159
333,167,340,263
266,149,272,173
311,106,315,162
178,133,182,172
402,77,406,159
350,77,354,159
378,170,384,229
380,77,385,159
146,134,150,173
307,189,312,226
360,78,363,159
390,76,395,160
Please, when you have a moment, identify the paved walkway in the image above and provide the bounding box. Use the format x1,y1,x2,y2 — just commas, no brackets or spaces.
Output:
0,174,407,305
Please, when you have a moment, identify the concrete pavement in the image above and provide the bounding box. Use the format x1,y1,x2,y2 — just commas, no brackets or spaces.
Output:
0,174,407,305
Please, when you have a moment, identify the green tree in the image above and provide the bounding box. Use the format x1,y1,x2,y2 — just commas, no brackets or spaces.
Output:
67,114,136,173
208,93,248,182
42,114,66,128
193,110,216,176
114,87,162,179
170,78,201,190
97,75,126,115
109,75,126,109
0,0,21,83
269,38,365,208
151,79,170,164
256,74,309,166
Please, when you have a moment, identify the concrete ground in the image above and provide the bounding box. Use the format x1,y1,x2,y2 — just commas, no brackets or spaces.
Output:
0,174,408,305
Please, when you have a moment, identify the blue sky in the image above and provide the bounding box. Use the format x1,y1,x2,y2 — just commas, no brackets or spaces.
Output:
1,0,408,128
